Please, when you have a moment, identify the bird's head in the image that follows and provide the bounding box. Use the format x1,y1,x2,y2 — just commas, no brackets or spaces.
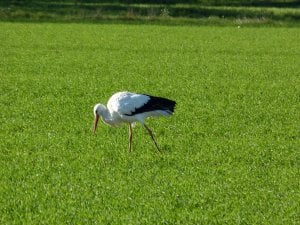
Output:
93,104,106,134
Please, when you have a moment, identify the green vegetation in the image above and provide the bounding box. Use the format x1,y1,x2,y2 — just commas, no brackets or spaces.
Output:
0,0,299,25
0,22,299,224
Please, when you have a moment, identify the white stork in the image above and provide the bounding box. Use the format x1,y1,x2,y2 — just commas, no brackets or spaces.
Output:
93,91,176,152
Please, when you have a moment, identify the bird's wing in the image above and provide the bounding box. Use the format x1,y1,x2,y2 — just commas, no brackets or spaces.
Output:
107,92,150,116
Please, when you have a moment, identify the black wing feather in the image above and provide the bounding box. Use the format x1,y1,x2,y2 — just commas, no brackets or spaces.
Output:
126,94,176,116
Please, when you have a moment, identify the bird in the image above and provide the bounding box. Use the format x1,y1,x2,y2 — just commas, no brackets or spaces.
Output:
93,91,176,152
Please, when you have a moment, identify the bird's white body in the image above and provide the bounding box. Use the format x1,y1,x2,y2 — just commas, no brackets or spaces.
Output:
94,91,172,126
93,91,176,152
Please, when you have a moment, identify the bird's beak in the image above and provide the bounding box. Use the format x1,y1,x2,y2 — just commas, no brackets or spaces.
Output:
93,114,99,134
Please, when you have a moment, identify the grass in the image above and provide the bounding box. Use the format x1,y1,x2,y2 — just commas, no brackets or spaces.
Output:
0,22,299,224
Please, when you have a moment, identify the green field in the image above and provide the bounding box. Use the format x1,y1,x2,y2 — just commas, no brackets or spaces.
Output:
0,22,299,224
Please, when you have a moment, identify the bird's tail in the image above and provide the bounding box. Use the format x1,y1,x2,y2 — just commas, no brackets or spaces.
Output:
161,98,176,115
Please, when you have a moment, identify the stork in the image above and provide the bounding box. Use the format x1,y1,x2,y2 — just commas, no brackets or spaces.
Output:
93,91,176,152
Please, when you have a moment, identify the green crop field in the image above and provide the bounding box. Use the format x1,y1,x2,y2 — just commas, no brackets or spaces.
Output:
0,22,299,224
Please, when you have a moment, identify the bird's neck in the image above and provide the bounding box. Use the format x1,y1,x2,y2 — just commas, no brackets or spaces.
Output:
100,108,115,126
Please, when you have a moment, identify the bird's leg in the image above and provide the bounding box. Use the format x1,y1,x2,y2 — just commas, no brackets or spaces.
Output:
144,124,161,153
128,123,133,153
